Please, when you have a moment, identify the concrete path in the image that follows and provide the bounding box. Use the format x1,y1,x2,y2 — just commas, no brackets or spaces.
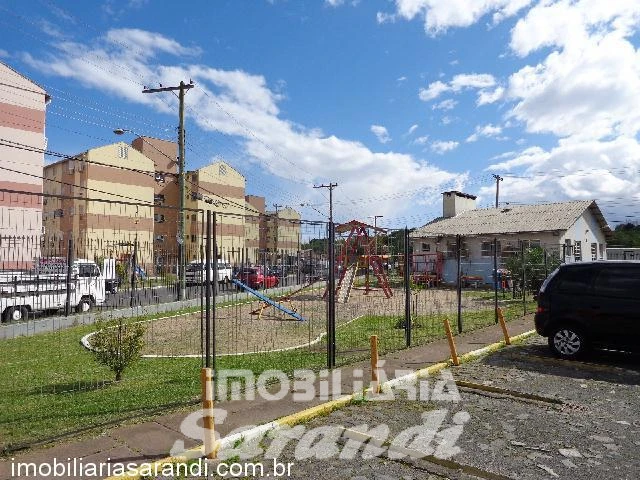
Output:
0,315,535,480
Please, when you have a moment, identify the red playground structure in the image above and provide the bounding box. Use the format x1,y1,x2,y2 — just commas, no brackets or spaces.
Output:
328,220,392,303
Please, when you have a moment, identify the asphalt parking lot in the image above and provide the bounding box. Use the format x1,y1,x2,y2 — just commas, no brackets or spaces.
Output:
210,336,640,480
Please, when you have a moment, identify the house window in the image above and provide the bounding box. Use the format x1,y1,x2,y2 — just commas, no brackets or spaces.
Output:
599,243,604,259
118,145,129,159
591,243,597,261
574,241,582,261
421,243,430,252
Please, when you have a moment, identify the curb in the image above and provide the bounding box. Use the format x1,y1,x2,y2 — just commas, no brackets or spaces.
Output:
103,328,537,480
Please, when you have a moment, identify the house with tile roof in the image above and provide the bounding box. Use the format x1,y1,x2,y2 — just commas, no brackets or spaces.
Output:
410,191,611,284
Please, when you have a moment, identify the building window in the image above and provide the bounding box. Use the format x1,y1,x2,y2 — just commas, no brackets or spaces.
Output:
154,213,165,223
155,235,165,243
191,192,203,201
54,209,64,218
219,164,227,176
599,243,604,259
591,243,597,261
191,214,197,221
481,240,501,257
191,235,197,243
118,145,129,159
421,243,430,252
574,240,582,261
154,194,165,205
155,172,166,183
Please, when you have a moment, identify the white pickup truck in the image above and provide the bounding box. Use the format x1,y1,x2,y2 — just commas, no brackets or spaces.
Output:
0,258,106,323
185,260,233,285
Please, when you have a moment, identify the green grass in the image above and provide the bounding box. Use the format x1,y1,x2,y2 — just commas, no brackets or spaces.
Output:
0,291,532,453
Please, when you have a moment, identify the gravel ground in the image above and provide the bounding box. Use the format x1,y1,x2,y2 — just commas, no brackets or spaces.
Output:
139,286,488,355
196,336,640,479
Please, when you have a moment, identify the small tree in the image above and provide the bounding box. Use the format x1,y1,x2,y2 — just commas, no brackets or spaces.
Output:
91,319,146,381
505,246,562,294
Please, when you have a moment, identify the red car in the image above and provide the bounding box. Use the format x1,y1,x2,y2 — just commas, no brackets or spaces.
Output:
235,267,279,289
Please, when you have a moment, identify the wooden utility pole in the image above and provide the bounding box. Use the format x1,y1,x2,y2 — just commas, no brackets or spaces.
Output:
143,80,194,301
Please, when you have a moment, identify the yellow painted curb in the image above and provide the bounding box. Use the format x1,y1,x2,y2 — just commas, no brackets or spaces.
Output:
103,329,537,479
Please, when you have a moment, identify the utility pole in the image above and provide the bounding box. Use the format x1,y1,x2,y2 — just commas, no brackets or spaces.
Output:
273,203,283,266
143,80,194,301
492,174,503,324
314,183,338,368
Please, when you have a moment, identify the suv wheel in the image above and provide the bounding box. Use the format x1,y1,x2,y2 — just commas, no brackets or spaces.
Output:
549,326,586,359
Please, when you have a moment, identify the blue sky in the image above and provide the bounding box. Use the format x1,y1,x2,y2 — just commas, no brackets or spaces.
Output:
1,0,639,227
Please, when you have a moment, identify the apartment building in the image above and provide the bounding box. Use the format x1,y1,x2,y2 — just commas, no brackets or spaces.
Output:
0,62,50,269
43,142,155,268
130,136,179,271
184,160,246,264
262,206,301,264
244,195,265,264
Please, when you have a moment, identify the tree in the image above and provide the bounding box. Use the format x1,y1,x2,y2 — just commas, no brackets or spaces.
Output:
610,223,640,247
504,246,561,294
90,319,146,381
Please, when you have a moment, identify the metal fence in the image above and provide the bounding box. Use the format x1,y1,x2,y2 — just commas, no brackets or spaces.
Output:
1,192,560,453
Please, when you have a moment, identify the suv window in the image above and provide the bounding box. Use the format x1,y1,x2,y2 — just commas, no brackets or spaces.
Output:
593,266,640,299
555,265,596,293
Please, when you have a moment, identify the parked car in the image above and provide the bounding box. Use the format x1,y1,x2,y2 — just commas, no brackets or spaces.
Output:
534,261,640,358
185,260,233,285
235,266,278,289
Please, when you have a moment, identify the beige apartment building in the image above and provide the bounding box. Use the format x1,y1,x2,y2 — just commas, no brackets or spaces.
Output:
244,195,265,265
0,62,50,269
262,206,301,263
43,142,155,268
130,136,179,272
184,160,246,264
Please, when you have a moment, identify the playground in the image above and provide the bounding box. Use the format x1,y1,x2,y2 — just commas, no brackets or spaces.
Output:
139,284,493,356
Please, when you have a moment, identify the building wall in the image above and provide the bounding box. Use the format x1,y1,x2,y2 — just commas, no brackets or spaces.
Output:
560,210,608,261
131,136,179,267
184,161,246,264
244,195,265,265
43,143,155,269
0,62,48,269
264,207,301,262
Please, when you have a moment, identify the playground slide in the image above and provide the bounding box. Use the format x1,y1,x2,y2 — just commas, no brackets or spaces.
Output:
231,279,306,322
337,264,357,303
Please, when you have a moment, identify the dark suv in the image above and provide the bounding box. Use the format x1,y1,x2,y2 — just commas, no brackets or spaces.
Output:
535,261,640,358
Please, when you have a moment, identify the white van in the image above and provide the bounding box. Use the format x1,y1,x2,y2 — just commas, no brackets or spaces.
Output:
185,260,233,285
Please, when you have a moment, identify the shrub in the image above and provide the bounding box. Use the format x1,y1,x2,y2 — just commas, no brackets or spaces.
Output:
90,319,146,381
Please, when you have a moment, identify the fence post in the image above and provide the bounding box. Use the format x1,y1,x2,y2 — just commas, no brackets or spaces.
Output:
129,237,137,309
543,249,548,278
456,234,462,334
493,237,499,324
327,221,336,368
205,211,212,370
443,318,460,366
404,227,411,347
212,212,217,375
497,307,511,345
64,238,74,316
370,335,380,394
201,367,217,459
521,242,526,315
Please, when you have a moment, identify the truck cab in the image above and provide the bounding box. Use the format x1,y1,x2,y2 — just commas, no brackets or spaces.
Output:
0,258,106,322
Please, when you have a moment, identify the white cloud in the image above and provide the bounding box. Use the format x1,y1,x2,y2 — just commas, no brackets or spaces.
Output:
0,49,9,58
26,28,463,220
419,73,496,102
414,135,429,145
405,124,419,136
481,137,640,208
477,86,504,105
432,98,457,111
390,0,533,35
466,124,503,142
507,4,640,141
371,124,391,144
377,11,397,24
431,140,459,154
325,0,345,6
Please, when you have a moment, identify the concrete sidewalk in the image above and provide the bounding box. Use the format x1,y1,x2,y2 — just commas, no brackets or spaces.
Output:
0,315,535,480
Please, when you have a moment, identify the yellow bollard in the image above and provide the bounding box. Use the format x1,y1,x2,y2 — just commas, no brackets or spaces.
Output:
201,368,217,459
497,307,511,345
443,318,460,366
370,335,380,393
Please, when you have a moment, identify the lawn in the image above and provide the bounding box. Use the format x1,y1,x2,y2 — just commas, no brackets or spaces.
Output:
0,288,532,453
